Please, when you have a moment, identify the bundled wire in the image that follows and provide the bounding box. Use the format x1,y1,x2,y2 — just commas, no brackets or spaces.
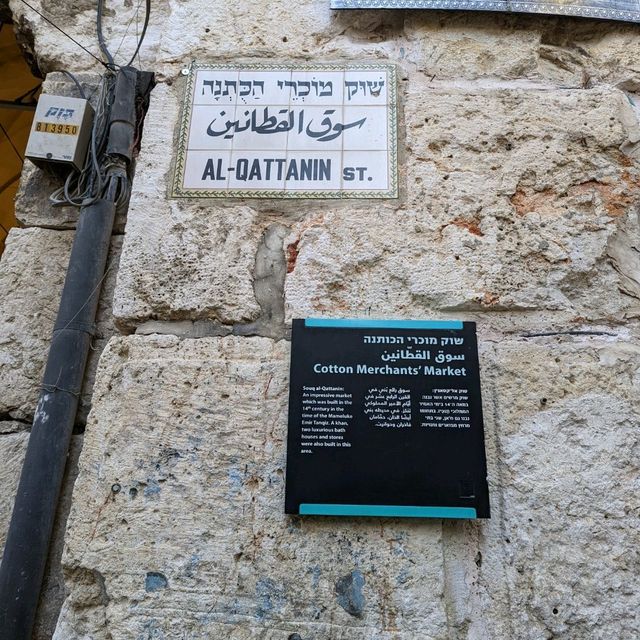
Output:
96,0,115,68
49,72,132,209
58,70,86,100
45,0,151,210
98,0,150,68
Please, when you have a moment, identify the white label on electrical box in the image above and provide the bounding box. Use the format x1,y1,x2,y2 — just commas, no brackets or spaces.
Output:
25,94,93,171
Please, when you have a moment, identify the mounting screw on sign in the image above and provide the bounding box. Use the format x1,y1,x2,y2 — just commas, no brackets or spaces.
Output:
343,166,373,182
181,68,190,76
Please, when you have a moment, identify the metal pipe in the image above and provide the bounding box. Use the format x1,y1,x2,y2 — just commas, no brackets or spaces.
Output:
0,65,153,638
0,197,116,637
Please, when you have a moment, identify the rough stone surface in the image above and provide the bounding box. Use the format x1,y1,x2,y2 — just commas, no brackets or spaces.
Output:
112,83,268,331
12,6,640,335
58,335,447,639
0,227,121,423
56,333,640,639
10,1,640,88
285,85,640,326
442,335,640,639
120,80,640,333
0,420,28,434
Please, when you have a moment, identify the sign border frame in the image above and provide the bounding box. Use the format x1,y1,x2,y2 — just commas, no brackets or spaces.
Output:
284,317,491,520
171,61,399,200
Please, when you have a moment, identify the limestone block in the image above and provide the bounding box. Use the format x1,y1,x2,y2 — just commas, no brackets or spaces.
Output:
403,14,543,82
57,335,447,639
156,1,337,72
0,227,121,423
0,431,29,555
574,25,640,86
16,161,79,230
0,228,72,421
338,14,640,86
0,420,28,433
112,84,265,330
285,85,640,324
443,335,640,639
503,394,639,638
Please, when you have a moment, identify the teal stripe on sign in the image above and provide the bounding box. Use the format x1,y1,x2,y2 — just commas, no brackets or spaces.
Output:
299,504,477,519
304,318,463,330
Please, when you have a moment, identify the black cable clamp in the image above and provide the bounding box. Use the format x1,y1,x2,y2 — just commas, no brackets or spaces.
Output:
53,320,99,337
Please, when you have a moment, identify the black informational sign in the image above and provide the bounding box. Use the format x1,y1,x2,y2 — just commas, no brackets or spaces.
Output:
285,319,490,519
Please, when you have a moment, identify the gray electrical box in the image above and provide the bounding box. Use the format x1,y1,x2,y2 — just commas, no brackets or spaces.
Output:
25,94,94,172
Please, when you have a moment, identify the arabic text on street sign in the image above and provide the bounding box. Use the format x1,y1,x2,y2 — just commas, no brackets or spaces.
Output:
172,63,398,199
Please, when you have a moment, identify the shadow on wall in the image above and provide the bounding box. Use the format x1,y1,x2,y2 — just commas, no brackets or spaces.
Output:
0,20,41,255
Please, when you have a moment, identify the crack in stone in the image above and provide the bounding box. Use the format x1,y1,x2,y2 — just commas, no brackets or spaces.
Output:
232,223,289,340
135,224,291,341
521,330,618,338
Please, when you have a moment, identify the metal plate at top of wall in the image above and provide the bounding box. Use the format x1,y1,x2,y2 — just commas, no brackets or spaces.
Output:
331,0,640,23
172,63,398,199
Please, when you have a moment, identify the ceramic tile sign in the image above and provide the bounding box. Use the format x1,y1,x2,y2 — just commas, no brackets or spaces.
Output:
330,0,640,24
172,63,397,199
285,319,491,519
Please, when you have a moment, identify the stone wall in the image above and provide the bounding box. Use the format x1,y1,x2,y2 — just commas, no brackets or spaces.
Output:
2,2,640,638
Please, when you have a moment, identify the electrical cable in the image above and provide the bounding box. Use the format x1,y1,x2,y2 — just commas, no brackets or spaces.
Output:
97,0,150,68
16,0,109,69
45,0,152,210
126,0,150,67
58,70,86,99
96,0,115,68
49,72,135,212
0,122,24,162
49,72,117,208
